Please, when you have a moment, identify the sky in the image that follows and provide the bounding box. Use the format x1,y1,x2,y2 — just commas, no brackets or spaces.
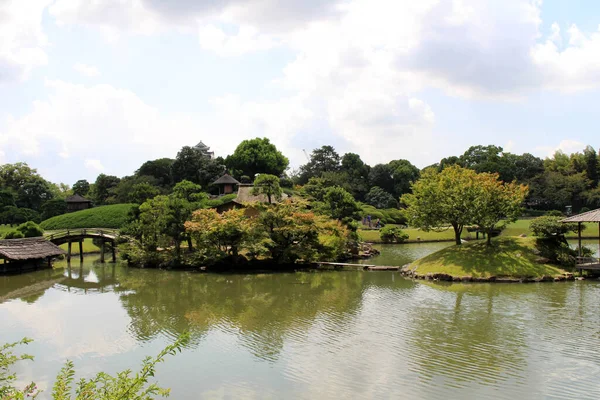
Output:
1,0,600,184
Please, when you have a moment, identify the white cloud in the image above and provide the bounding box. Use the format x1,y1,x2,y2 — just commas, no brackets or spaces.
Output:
73,63,100,77
0,0,50,83
198,24,277,56
84,159,105,171
534,139,586,158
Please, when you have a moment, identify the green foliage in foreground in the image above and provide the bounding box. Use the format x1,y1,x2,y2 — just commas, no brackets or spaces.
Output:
40,204,136,230
410,237,565,278
1,334,189,399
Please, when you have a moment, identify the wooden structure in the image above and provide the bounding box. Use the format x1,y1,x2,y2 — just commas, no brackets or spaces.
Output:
45,228,118,263
0,237,65,274
561,208,600,270
65,194,92,212
212,174,240,195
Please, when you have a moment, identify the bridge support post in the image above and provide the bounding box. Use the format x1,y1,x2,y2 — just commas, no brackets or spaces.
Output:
100,241,105,263
79,240,84,262
67,241,72,263
111,243,116,263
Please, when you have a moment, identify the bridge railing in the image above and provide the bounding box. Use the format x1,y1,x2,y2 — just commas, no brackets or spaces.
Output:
44,228,119,242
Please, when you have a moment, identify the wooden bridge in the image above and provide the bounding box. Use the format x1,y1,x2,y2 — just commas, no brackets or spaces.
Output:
44,229,119,263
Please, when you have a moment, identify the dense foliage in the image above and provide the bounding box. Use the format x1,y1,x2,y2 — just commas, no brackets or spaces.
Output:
529,216,587,266
226,138,289,179
402,166,528,245
379,226,409,243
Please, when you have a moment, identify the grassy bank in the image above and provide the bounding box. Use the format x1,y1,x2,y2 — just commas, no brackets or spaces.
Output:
409,237,565,279
40,204,135,230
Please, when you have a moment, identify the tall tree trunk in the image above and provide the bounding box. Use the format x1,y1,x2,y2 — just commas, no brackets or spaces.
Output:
452,223,463,245
486,228,492,245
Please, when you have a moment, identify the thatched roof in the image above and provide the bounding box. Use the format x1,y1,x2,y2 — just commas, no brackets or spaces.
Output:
235,184,288,203
213,174,240,185
0,237,66,261
65,194,92,203
561,208,600,223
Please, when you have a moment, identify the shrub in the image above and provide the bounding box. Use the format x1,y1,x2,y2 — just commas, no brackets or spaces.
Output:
530,216,582,266
15,221,44,238
380,226,409,243
4,230,24,239
546,210,564,217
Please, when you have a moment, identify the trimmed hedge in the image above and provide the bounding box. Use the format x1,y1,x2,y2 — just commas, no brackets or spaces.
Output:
40,204,136,230
360,204,407,225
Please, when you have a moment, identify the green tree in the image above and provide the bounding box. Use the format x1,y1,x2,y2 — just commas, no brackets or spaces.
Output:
388,159,420,197
401,166,482,245
297,145,341,183
171,146,224,187
322,186,361,222
0,189,15,209
471,173,529,245
0,162,39,192
365,186,397,209
129,183,160,204
252,174,282,204
136,158,174,188
225,137,289,179
379,226,409,243
16,177,54,211
72,179,90,196
172,180,205,203
186,208,253,257
368,164,395,195
41,199,67,220
583,145,599,188
93,174,121,205
340,153,370,200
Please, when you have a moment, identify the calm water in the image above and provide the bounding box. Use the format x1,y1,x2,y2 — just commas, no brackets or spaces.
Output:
2,244,600,399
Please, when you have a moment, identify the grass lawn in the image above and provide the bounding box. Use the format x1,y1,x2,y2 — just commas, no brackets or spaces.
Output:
500,219,598,238
410,237,565,279
40,204,135,230
359,225,475,243
58,238,101,254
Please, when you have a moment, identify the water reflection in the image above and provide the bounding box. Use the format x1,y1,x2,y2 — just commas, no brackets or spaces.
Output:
3,257,600,399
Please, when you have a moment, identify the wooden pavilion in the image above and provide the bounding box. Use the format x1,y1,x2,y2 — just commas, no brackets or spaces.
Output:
65,194,93,212
212,174,240,195
561,208,600,270
0,237,65,274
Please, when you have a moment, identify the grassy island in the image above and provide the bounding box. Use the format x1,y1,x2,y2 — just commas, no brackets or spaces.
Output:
406,237,568,280
40,204,135,230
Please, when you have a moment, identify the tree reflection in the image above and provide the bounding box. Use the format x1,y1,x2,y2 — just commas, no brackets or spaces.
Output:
406,283,527,387
114,269,367,360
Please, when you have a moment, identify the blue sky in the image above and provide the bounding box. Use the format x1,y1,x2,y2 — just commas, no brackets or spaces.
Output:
1,0,600,184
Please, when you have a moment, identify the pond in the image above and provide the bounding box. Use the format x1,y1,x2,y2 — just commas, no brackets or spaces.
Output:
2,244,600,399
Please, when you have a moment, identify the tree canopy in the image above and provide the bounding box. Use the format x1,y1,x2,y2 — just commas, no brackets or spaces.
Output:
225,138,289,179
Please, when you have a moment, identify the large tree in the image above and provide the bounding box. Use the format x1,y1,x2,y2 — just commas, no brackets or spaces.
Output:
171,146,224,187
297,145,341,184
72,179,90,196
471,173,529,245
92,174,121,205
401,166,483,245
136,158,174,188
225,138,288,179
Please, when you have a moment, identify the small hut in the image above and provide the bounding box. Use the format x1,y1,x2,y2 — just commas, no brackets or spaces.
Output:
213,174,240,195
0,237,65,274
65,194,93,212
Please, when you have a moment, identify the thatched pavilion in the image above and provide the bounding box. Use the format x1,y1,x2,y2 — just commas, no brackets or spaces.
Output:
213,174,240,195
561,208,600,268
0,237,65,274
66,194,92,212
